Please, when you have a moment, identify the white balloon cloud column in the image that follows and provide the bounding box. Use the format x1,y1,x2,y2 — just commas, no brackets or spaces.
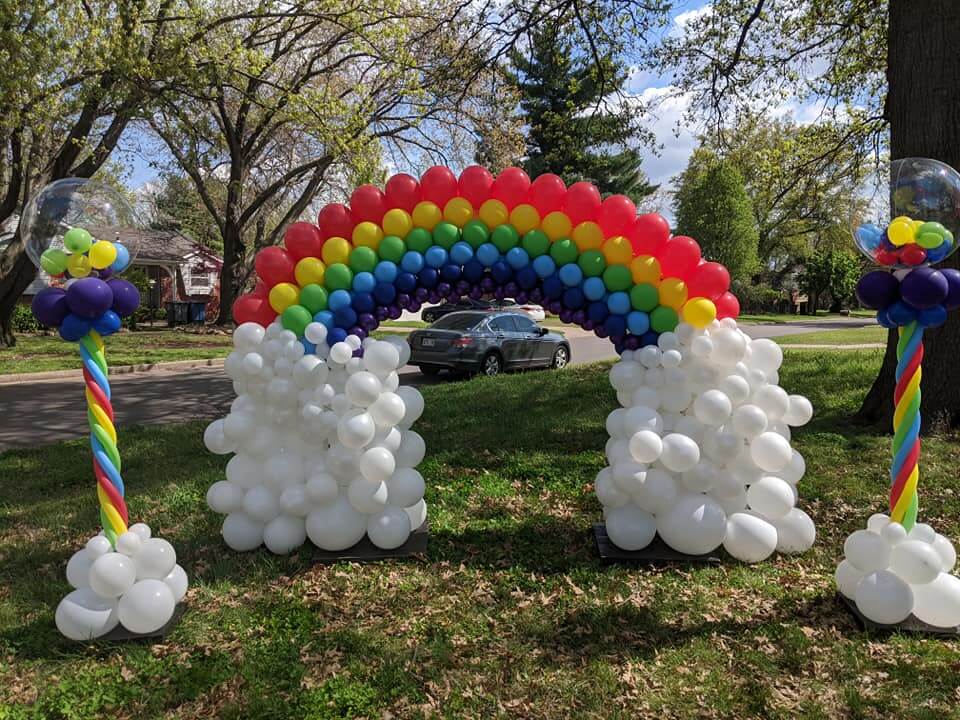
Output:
203,322,427,554
56,523,188,640
836,514,960,627
597,319,816,563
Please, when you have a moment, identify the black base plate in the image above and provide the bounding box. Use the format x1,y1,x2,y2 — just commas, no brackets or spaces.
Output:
836,592,960,637
309,522,429,565
99,602,186,643
593,524,722,565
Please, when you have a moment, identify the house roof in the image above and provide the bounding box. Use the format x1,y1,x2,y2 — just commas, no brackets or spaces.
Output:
85,226,222,266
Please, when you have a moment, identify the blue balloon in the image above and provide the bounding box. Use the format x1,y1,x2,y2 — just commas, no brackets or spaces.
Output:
876,308,895,329
558,263,583,287
92,309,122,336
299,338,317,355
583,276,606,302
491,261,513,285
607,291,630,315
562,287,585,309
887,300,917,326
604,314,627,337
374,261,398,284
516,266,538,289
640,330,660,347
532,255,556,279
462,259,485,282
450,241,474,266
401,251,425,274
59,313,91,342
313,310,335,328
352,271,375,293
418,267,439,288
919,304,947,327
543,275,564,299
395,271,417,292
328,289,352,311
352,291,375,313
927,241,952,263
425,246,449,269
110,243,130,273
587,301,609,323
627,310,650,335
440,263,462,282
374,282,397,305
476,242,500,267
328,327,348,345
506,247,529,269
855,223,883,251
334,306,358,329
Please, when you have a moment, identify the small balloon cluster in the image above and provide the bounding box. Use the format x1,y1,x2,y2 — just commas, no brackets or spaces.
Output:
855,216,955,267
856,266,960,329
232,166,740,355
31,227,140,340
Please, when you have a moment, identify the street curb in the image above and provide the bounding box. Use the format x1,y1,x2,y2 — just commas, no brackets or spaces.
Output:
0,357,226,386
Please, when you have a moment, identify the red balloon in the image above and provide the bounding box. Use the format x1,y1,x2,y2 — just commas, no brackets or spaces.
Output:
625,213,670,256
686,261,730,300
458,165,494,208
563,181,602,225
254,246,296,286
317,203,354,240
491,166,531,209
876,248,899,266
252,279,268,298
420,166,458,207
902,244,928,266
598,194,637,237
233,294,276,327
659,236,702,278
350,184,387,224
385,173,421,212
529,173,566,216
283,222,323,260
715,291,740,319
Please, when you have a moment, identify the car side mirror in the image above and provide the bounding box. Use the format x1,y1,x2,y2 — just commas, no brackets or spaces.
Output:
539,327,549,336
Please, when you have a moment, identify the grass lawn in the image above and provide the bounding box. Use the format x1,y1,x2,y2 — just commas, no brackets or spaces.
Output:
738,311,874,324
2,351,960,718
777,326,889,346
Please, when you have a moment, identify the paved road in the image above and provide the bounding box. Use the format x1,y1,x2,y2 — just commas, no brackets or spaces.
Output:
0,319,872,451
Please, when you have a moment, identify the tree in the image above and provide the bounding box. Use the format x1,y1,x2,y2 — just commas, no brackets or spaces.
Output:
673,149,759,283
145,173,225,253
509,20,657,201
798,249,860,315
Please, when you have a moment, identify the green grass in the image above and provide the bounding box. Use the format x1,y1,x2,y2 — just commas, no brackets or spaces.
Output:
738,310,874,324
777,326,888,346
1,331,233,374
2,352,960,718
380,320,428,328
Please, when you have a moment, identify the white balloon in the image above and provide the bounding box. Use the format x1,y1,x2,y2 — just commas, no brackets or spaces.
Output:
203,419,235,454
395,430,426,467
777,450,806,484
748,338,783,373
732,405,768,439
135,538,177,580
771,509,816,553
613,462,647,495
263,515,307,555
306,495,366,551
382,334,412,366
163,564,189,603
719,375,751,405
66,549,94,589
693,390,733,426
746,476,795,518
680,462,716,493
234,322,266,351
386,468,426,508
623,406,664,435
129,523,151,541
782,395,813,426
89,552,137,598
369,392,406,427
855,570,913,625
56,588,120,640
749,432,792,472
834,559,864,598
932,534,957,572
242,486,281,523
304,322,328,345
605,504,656,550
889,540,942,585
672,416,706,446
367,506,412,549
911,572,960,628
305,470,339,505
347,477,389,514
86,535,113,558
395,386,425,428
628,430,662,464
337,411,377,449
345,334,362,351
605,408,627,438
609,361,643,392
364,341,401,375
345,371,382,407
711,486,748,516
221,512,264,551
844,530,890,573
118,579,176,634
637,346,662,368
630,468,677,515
660,433,700,472
207,481,244,514
222,412,256,443
723,512,778,563
907,523,937,544
753,385,790,421
657,493,727,555
595,467,630,508
360,447,396,484
631,387,661,409
880,522,908,546
866,513,890,533
279,485,311,516
226,454,263,489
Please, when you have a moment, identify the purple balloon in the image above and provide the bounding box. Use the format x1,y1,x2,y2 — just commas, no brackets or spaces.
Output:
900,267,948,309
349,326,367,340
408,300,421,313
106,279,140,317
493,287,506,300
397,293,411,309
436,282,451,296
67,278,114,318
942,268,960,310
571,309,586,325
456,280,470,295
595,325,608,338
97,267,114,280
558,309,572,324
856,271,900,310
31,287,69,327
548,301,562,314
427,290,441,304
583,319,596,331
375,306,388,321
515,291,528,304
388,306,402,320
504,282,519,297
624,335,641,350
414,287,429,302
469,287,483,300
359,312,377,331
529,288,543,304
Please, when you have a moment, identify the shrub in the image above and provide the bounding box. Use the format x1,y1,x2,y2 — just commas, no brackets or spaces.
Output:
733,283,783,313
12,303,41,333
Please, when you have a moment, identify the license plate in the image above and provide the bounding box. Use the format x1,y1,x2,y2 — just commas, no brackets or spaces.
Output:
421,338,435,347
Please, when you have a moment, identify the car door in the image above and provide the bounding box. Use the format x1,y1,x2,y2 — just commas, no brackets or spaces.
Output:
512,315,547,365
488,315,525,367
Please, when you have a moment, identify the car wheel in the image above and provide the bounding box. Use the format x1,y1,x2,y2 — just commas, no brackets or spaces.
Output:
481,352,502,377
419,365,442,376
551,345,569,370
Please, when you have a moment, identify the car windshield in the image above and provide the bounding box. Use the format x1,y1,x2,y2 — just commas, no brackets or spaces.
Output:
431,312,484,330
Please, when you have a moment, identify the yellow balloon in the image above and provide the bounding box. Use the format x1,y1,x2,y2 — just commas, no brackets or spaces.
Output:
910,219,925,235
321,236,351,265
887,220,915,247
352,221,383,250
892,215,914,225
382,208,413,238
601,235,633,265
88,240,117,269
572,221,603,251
659,277,688,310
67,253,92,278
509,204,540,235
412,201,442,230
479,199,509,228
295,257,325,287
542,211,573,241
682,297,717,329
269,282,300,313
443,197,474,227
630,255,661,284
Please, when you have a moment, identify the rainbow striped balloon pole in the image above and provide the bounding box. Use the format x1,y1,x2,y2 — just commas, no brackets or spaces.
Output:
79,330,128,546
890,320,923,531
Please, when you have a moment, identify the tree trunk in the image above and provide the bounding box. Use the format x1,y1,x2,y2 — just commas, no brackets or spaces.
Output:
0,249,36,346
856,0,960,429
215,221,243,325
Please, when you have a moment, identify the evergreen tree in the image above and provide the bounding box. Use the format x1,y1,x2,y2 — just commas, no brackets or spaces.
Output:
509,23,655,202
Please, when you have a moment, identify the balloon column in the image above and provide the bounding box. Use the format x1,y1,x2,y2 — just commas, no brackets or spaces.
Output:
22,179,188,640
839,158,960,628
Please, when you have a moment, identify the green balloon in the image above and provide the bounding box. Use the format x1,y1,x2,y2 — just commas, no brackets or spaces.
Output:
433,222,460,250
379,235,406,263
325,263,353,291
491,224,520,253
550,238,578,266
349,246,378,273
578,250,606,277
918,232,945,249
63,227,93,253
40,248,69,275
299,284,328,314
406,227,433,254
603,264,632,292
463,219,489,249
521,229,549,258
919,221,947,238
281,304,313,336
650,305,679,333
630,283,658,311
